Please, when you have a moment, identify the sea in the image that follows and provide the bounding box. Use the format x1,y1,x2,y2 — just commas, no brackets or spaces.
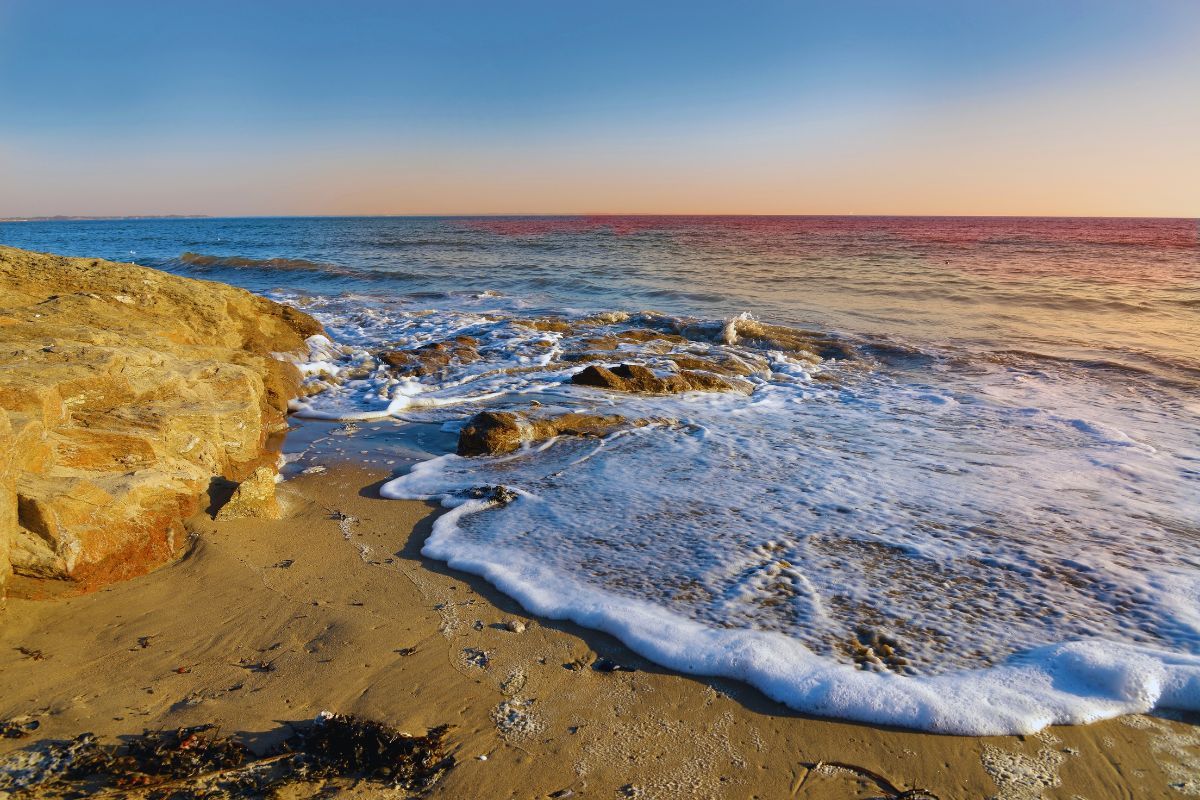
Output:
3,215,1198,735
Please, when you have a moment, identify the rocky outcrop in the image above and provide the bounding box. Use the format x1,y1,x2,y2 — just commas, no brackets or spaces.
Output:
513,317,575,334
665,353,763,377
580,329,688,350
720,317,858,362
457,410,634,457
379,336,480,377
0,246,323,594
571,363,737,395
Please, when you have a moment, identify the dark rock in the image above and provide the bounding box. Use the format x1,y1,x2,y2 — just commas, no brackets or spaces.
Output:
466,485,520,506
571,363,737,394
457,412,527,457
379,336,480,377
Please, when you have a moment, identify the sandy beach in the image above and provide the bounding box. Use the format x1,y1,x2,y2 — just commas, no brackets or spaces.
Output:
2,462,1197,798
4,1,1199,794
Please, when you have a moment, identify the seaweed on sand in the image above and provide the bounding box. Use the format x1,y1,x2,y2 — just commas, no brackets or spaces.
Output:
0,713,453,798
277,711,451,788
0,719,39,739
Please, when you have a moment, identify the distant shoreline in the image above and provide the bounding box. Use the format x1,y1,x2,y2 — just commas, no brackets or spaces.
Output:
0,215,212,223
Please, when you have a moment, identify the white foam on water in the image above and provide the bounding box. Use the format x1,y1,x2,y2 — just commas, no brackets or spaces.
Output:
384,491,1200,734
283,292,1200,734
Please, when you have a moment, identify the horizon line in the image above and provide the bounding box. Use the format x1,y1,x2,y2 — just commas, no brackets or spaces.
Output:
3,212,1197,222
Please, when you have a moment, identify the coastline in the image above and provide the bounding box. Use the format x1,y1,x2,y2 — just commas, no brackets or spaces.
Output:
2,463,1196,798
0,245,1196,797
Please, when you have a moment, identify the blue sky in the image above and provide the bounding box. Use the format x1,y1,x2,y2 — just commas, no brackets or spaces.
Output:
1,1,1197,215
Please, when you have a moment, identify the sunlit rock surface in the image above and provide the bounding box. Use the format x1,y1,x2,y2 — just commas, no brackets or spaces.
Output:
0,246,322,592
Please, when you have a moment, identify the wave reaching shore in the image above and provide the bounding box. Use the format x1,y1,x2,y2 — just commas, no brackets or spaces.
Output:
2,216,1198,737
273,289,1200,735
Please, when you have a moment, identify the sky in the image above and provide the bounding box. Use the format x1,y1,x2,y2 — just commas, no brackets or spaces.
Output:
1,1,1198,217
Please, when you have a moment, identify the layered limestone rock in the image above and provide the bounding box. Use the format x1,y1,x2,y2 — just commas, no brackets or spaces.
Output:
0,246,323,593
457,410,635,457
0,413,15,590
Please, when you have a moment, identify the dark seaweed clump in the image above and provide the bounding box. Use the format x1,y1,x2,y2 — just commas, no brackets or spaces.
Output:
278,712,451,788
0,713,452,798
1,718,39,739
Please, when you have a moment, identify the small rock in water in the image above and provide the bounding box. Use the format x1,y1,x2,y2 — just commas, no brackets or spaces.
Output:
301,464,327,475
571,362,736,394
846,628,915,675
466,485,519,507
457,410,633,456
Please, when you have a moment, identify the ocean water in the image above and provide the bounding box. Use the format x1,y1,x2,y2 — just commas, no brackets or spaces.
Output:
4,215,1199,734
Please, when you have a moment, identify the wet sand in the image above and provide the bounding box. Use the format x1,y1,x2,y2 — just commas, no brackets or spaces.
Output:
1,464,1197,799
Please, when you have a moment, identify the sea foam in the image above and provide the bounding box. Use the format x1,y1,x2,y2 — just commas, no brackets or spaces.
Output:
285,291,1200,734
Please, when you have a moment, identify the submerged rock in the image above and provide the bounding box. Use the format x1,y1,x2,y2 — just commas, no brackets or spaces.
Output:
842,628,915,676
378,335,479,377
0,246,322,592
720,316,858,361
457,410,634,456
216,466,283,520
666,352,765,377
580,329,689,351
466,484,520,506
457,412,527,457
571,363,738,394
514,317,575,333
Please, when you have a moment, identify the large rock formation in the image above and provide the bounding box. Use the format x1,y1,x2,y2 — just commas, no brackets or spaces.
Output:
0,246,323,594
